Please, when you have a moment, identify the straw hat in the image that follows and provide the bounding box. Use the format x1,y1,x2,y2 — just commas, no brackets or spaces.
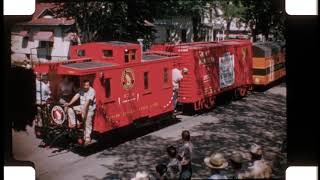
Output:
204,153,228,169
250,144,262,156
230,151,244,164
131,171,150,180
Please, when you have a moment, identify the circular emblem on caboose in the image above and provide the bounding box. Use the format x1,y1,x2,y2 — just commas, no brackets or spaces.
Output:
51,105,66,125
121,68,135,90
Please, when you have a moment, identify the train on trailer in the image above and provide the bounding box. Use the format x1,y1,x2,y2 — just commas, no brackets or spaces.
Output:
33,39,285,147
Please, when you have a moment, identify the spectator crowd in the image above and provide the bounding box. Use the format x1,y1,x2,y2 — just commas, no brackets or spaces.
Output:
130,130,273,180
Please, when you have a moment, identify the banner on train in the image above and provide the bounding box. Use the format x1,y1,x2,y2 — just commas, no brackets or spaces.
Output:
219,52,235,88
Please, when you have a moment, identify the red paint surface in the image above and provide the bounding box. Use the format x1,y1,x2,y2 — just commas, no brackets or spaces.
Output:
150,40,253,109
34,42,178,133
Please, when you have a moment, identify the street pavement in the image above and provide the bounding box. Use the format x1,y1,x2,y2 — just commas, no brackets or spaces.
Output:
12,83,286,179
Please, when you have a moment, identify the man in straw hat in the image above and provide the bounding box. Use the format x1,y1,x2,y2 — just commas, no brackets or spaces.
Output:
204,153,228,179
131,171,150,180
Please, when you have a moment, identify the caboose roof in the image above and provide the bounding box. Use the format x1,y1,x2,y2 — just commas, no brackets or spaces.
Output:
61,61,115,70
83,41,137,46
56,61,117,75
142,54,171,61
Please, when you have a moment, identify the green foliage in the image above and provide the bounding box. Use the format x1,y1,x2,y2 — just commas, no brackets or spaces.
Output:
53,0,285,43
240,0,285,41
54,1,156,44
211,0,247,37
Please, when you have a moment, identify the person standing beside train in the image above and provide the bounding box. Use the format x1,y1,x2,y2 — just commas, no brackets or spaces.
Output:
35,73,51,127
65,79,96,145
36,73,51,105
172,67,188,112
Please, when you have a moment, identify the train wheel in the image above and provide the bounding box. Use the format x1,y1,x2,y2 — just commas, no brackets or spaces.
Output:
204,97,215,110
234,87,248,99
239,87,247,97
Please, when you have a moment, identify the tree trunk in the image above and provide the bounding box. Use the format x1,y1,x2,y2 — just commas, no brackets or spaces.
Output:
127,0,137,41
250,23,257,42
264,31,269,41
192,15,201,42
226,20,231,39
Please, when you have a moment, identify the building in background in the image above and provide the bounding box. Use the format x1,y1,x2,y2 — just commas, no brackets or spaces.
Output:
11,3,78,65
153,4,250,43
153,17,194,43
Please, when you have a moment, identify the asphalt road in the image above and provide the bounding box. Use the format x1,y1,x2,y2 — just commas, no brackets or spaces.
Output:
12,83,286,179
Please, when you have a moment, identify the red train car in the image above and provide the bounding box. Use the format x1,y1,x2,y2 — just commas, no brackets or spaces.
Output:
150,40,253,111
33,41,179,146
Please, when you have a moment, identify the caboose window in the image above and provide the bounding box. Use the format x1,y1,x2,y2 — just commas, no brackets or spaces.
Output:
103,50,113,57
125,50,129,63
131,49,136,60
104,78,111,98
144,72,149,89
77,49,85,57
124,49,136,63
164,68,168,84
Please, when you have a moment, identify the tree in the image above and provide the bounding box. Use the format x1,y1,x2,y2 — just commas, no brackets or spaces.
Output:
212,0,246,38
54,1,157,44
54,2,126,43
241,0,285,41
152,0,209,41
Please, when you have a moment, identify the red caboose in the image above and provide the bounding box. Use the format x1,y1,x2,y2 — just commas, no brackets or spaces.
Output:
150,40,253,111
33,41,179,146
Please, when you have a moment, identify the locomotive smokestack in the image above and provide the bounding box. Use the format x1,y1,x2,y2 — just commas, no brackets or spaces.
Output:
137,39,144,52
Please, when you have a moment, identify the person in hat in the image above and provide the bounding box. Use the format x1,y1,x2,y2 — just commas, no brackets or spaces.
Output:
166,146,182,179
204,153,228,179
155,164,169,180
229,151,246,179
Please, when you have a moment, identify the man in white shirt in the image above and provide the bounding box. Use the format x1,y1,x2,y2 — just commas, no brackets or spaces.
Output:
65,79,96,145
35,73,51,127
172,67,187,112
36,73,51,105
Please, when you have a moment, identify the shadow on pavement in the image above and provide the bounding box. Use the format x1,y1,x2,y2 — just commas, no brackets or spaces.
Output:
82,89,286,179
